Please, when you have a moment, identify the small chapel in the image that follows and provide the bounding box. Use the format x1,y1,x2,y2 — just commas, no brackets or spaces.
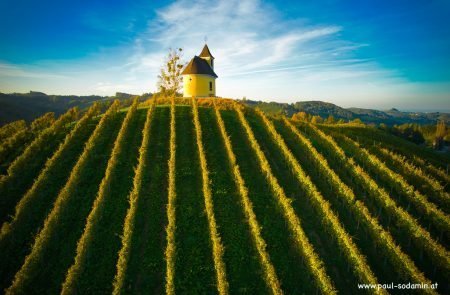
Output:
181,44,218,97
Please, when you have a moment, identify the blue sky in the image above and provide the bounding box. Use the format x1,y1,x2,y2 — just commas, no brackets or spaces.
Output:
0,0,449,111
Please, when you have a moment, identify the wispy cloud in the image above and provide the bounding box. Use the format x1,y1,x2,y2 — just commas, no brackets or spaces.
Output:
122,0,394,92
0,0,391,97
1,0,446,110
133,1,343,68
0,62,67,79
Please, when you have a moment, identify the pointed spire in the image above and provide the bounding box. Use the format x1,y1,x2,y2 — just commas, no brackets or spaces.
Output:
199,44,214,59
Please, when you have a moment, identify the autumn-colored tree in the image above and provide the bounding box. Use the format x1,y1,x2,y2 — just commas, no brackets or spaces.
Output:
325,115,335,124
292,111,310,122
311,115,323,124
349,118,364,125
433,120,446,150
157,48,184,96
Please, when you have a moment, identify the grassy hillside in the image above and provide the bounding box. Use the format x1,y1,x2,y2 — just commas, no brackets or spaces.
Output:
0,98,449,294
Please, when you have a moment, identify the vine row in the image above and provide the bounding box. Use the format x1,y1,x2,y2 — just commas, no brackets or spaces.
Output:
213,100,282,295
192,97,229,294
235,105,336,294
112,100,156,294
165,96,177,295
257,110,383,292
0,108,79,222
284,119,434,291
7,100,121,294
317,127,450,276
61,100,140,294
342,135,450,236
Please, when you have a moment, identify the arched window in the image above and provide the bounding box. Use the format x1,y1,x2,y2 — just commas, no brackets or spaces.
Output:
209,81,213,91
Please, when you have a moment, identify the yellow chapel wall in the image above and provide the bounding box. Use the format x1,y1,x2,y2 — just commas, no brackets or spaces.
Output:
183,74,216,97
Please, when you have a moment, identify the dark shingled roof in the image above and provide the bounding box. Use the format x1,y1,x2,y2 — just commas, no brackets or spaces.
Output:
199,44,214,59
181,56,218,78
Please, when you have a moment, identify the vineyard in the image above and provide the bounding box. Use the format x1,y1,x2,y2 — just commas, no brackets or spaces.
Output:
0,97,449,294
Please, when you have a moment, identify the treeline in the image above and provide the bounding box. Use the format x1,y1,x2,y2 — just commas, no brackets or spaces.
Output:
380,121,449,149
291,112,362,125
290,110,449,151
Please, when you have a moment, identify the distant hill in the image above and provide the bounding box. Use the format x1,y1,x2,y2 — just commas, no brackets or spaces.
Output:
0,91,150,126
244,99,450,125
1,93,448,126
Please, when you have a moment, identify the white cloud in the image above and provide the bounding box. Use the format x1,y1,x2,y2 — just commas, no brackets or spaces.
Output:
0,0,389,98
122,0,398,100
0,62,67,79
1,0,447,111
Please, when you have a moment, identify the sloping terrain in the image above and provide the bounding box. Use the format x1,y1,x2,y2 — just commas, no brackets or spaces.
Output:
0,98,448,294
